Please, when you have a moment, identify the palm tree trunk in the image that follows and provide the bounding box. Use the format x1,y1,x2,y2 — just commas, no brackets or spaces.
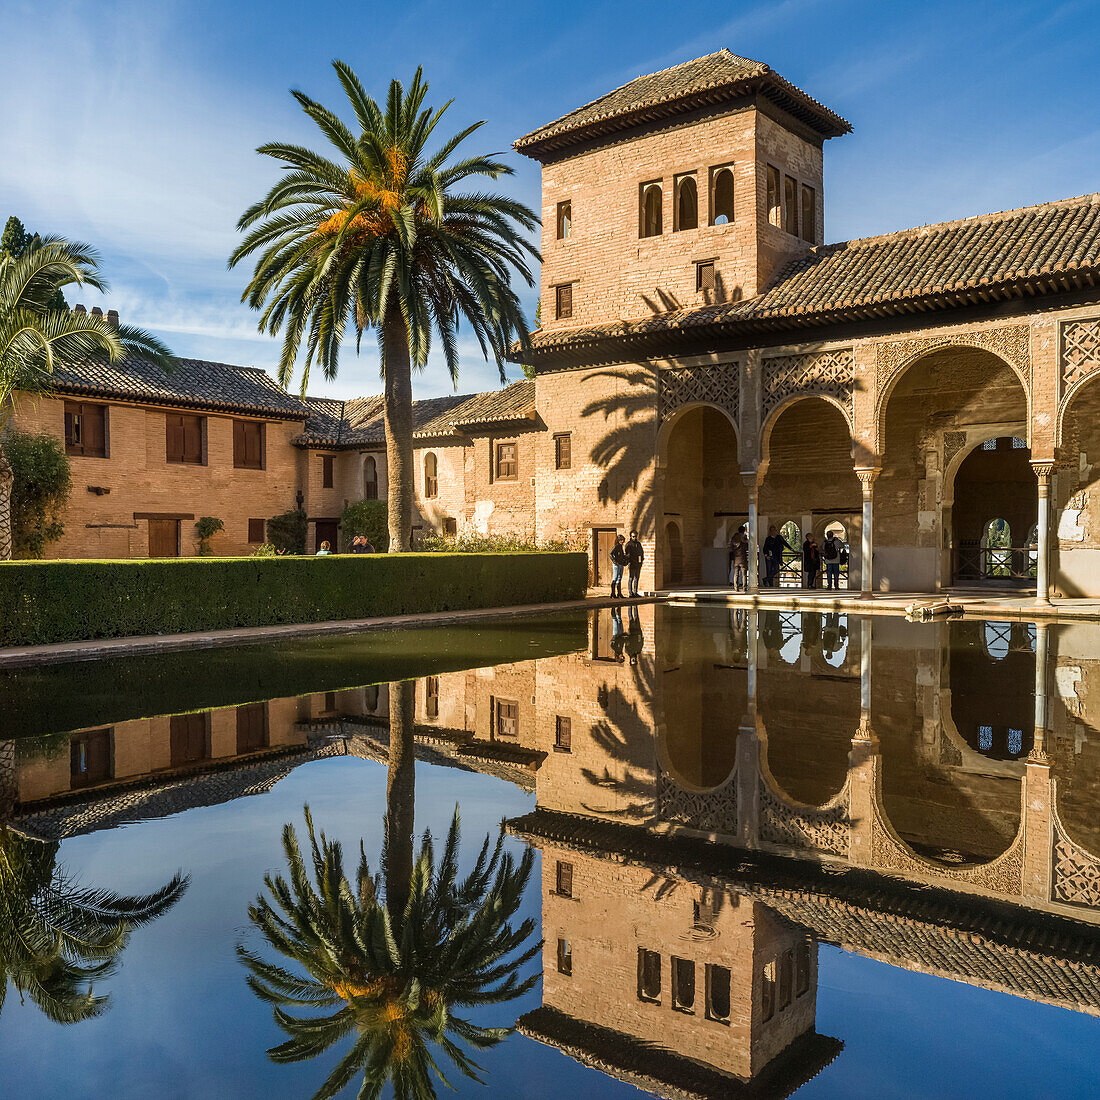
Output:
0,443,13,561
382,307,414,553
385,679,416,924
0,739,16,824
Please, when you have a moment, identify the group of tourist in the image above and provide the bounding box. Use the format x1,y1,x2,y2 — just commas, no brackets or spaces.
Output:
733,525,849,590
315,535,376,556
608,531,645,599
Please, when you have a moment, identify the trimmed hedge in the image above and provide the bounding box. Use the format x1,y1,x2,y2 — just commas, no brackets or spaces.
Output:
0,551,589,647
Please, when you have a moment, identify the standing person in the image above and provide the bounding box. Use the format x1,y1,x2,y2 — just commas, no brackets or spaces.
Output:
822,530,842,590
625,530,645,597
802,534,821,589
762,524,793,587
729,531,749,591
609,534,627,599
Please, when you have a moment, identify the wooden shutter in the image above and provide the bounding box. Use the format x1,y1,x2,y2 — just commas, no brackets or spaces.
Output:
322,455,334,488
556,860,573,897
166,414,185,461
555,283,572,319
170,712,210,766
148,518,180,558
182,415,203,464
84,404,106,457
233,420,246,466
555,715,571,751
248,518,265,543
236,702,269,754
235,420,263,469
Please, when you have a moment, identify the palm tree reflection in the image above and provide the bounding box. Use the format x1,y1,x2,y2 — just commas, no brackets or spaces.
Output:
0,826,187,1023
241,682,540,1099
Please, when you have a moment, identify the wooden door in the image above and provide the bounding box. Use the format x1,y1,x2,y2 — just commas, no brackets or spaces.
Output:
236,703,269,754
149,518,180,558
315,520,339,552
593,528,618,586
170,712,210,766
71,728,112,788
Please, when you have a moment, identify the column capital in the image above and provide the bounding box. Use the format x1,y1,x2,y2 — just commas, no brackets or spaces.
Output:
852,720,878,745
1030,460,1056,480
740,468,761,492
854,466,881,491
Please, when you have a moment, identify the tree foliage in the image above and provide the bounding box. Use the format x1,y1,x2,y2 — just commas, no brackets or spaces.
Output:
2,217,66,311
3,430,71,558
341,499,388,551
267,508,308,554
194,515,225,555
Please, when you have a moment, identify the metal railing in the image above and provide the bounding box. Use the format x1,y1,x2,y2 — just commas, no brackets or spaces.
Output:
762,549,850,589
953,545,1037,582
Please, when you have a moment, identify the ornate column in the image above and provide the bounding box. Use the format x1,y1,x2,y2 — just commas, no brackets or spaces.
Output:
849,616,878,866
855,467,880,597
736,610,761,847
1022,622,1054,899
742,471,760,592
1032,461,1055,604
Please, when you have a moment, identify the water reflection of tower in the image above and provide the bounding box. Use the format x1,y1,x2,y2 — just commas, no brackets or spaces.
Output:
517,844,842,1096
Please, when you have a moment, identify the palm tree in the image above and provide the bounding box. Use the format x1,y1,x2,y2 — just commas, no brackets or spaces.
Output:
0,239,173,559
0,825,187,1022
230,63,538,551
240,804,539,1100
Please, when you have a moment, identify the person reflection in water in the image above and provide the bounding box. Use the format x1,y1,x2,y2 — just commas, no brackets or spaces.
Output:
610,605,627,662
625,604,645,666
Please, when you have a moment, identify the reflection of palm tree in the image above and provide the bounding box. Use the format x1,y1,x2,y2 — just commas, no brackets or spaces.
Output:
0,826,187,1022
241,678,540,1099
241,807,539,1100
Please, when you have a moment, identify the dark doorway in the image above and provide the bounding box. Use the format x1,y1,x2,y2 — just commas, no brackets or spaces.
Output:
665,521,684,586
170,712,211,767
592,528,619,587
71,728,112,788
315,519,339,553
236,703,269,754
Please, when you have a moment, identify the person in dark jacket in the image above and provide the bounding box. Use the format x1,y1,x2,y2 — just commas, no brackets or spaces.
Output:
609,533,627,598
624,531,645,597
803,534,821,589
762,524,793,587
625,603,645,665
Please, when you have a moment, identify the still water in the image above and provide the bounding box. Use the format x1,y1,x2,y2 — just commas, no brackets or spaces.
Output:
3,605,1100,1098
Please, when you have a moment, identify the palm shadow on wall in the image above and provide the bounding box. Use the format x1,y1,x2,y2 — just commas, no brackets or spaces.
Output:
583,368,658,537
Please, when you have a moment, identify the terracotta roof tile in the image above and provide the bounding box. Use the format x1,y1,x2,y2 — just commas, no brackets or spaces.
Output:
519,192,1100,359
515,49,849,158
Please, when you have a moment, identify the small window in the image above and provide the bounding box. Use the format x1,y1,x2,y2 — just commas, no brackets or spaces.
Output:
1012,436,1027,449
778,950,793,1009
554,432,571,470
555,715,572,752
556,860,573,897
322,455,334,488
71,728,112,788
557,937,573,975
766,165,781,227
640,182,662,238
1008,727,1023,756
979,724,993,751
425,676,439,720
761,960,776,1022
711,166,735,224
801,184,816,242
236,702,269,754
247,518,265,543
696,260,716,292
233,419,264,469
424,452,438,499
363,456,379,499
443,517,457,536
674,174,698,231
638,949,661,1002
783,176,799,235
706,964,731,1022
555,283,573,320
495,441,518,481
166,413,203,464
672,957,695,1012
982,438,998,451
556,201,572,240
494,697,518,738
795,939,811,996
364,685,379,712
324,691,337,714
64,401,107,457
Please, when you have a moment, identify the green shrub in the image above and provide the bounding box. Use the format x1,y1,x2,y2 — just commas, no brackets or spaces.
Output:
4,430,72,558
251,542,279,557
0,552,590,646
418,530,572,553
194,516,224,556
341,499,388,552
267,508,307,554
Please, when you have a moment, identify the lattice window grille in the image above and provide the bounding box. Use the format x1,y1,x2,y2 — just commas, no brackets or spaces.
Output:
658,364,740,422
1062,319,1100,388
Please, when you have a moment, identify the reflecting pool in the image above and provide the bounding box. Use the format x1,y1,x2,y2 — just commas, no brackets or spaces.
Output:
4,605,1100,1098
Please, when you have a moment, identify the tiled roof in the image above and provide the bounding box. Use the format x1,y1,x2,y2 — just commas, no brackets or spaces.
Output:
514,50,849,159
294,382,536,447
50,354,307,419
518,192,1100,361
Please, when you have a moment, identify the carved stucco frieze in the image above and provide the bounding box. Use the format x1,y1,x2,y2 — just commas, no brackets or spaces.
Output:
656,769,737,833
874,324,1031,393
761,349,855,423
943,430,968,471
1053,836,1100,909
657,363,740,424
757,779,849,857
1060,318,1100,392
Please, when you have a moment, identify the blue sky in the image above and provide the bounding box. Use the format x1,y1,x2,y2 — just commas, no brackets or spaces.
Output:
2,0,1098,402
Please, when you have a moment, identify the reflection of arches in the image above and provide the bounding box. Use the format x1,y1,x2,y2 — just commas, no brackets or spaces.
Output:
659,664,742,790
664,521,684,586
363,456,378,500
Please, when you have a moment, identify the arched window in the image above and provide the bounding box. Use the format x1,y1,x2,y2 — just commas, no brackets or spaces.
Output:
363,456,378,500
983,518,1011,577
675,175,697,231
423,452,438,499
556,200,571,240
779,521,801,588
711,167,734,224
641,183,662,238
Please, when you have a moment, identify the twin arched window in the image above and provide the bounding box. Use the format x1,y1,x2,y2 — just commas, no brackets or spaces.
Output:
641,183,662,237
424,452,438,499
675,176,697,231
